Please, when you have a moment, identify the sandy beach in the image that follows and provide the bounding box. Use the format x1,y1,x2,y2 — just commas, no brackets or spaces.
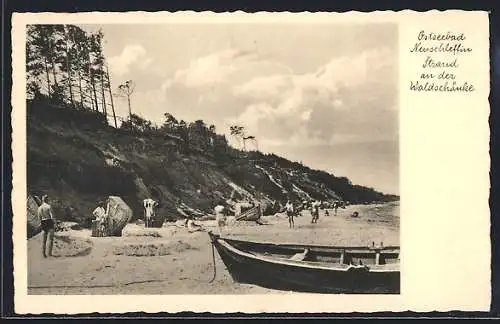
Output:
27,202,399,295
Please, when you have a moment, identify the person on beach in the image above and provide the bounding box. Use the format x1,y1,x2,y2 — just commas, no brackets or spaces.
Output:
285,200,295,228
214,203,226,235
37,195,56,258
311,200,320,224
143,198,158,228
93,200,108,234
308,201,314,223
333,201,339,216
255,201,264,225
302,201,308,213
186,217,203,233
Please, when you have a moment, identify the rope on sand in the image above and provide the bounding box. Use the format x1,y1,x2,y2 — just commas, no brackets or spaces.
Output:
209,241,217,283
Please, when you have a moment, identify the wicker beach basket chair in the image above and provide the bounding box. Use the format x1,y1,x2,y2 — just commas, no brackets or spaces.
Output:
27,195,41,238
106,196,133,236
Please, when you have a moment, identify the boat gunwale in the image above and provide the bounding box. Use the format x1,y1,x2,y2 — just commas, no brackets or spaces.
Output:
220,235,400,253
216,237,400,273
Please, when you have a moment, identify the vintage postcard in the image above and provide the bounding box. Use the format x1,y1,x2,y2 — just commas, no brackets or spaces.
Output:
11,10,490,314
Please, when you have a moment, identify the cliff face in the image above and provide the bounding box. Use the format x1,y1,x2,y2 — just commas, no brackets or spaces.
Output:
27,101,398,226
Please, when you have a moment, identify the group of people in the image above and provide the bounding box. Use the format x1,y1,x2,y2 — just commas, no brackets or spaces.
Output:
91,197,159,236
209,197,343,231
284,199,346,228
284,199,320,227
34,192,351,259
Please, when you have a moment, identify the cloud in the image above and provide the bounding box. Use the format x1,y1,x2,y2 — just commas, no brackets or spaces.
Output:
155,45,397,151
162,49,293,90
162,49,254,88
232,74,294,100
139,57,153,70
108,45,152,76
229,47,397,145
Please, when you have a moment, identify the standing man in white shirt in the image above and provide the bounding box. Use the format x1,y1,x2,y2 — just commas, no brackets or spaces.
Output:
37,195,56,258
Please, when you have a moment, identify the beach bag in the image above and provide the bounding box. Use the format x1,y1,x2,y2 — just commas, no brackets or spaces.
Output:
27,195,41,238
106,196,133,236
91,219,107,237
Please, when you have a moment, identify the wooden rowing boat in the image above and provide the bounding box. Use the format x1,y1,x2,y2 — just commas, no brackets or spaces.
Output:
208,231,400,294
235,204,261,221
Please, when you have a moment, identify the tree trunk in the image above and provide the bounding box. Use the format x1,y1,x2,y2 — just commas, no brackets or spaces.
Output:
91,75,99,112
77,70,84,107
88,85,95,111
45,32,58,90
127,94,132,120
106,65,118,128
64,27,74,107
50,47,58,88
88,53,97,111
70,30,84,107
44,57,51,97
51,60,58,88
100,69,107,116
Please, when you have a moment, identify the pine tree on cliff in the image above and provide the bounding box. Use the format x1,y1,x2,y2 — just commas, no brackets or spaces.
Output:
105,64,118,127
177,120,190,153
117,80,135,121
78,28,96,110
26,25,61,99
26,25,51,98
229,125,258,151
46,25,61,96
87,32,102,112
67,25,87,108
26,25,114,118
25,25,66,103
162,113,179,133
189,120,209,150
60,25,75,107
93,30,108,116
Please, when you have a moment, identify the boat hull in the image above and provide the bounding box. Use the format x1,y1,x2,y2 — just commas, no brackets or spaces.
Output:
210,233,400,294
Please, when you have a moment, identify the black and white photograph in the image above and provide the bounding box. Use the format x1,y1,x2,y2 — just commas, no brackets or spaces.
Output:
8,8,494,315
23,20,401,295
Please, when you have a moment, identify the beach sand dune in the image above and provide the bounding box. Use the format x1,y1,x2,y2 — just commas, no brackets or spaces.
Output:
27,202,399,295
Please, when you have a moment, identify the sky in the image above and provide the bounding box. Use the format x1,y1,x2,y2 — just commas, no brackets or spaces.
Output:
81,23,399,195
